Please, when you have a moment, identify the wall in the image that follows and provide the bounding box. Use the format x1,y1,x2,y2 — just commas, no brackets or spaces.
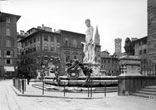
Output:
118,76,156,95
147,0,156,61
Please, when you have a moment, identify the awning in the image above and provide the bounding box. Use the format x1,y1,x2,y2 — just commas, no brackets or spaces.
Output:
4,66,15,72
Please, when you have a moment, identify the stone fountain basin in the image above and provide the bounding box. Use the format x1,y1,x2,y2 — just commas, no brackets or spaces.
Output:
45,76,118,87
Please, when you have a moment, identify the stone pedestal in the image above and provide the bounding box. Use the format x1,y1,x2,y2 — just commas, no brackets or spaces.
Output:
118,55,142,96
119,55,141,76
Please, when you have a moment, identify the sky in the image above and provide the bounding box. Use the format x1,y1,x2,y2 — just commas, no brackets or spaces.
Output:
0,0,147,54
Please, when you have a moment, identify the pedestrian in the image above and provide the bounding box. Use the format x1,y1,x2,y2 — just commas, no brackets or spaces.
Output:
27,71,31,85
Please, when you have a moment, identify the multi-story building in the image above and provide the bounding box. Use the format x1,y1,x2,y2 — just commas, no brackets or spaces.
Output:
19,26,85,76
100,51,120,76
133,37,148,59
0,12,20,78
133,36,155,76
147,0,156,61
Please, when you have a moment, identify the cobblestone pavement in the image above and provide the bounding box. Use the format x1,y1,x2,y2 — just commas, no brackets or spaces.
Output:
0,80,156,110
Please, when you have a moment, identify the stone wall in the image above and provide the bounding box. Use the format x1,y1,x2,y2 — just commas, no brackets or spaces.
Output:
118,76,156,95
147,0,156,61
148,0,156,35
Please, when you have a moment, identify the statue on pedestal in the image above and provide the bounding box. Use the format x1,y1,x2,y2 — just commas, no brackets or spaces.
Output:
82,19,94,63
81,19,101,76
119,37,141,76
124,37,134,55
82,19,100,63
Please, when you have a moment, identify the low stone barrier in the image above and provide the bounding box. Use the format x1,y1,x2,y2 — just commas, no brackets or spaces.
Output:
118,76,156,95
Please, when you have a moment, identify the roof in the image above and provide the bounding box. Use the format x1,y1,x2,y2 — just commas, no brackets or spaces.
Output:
58,29,85,36
19,29,60,42
0,11,21,21
132,36,147,43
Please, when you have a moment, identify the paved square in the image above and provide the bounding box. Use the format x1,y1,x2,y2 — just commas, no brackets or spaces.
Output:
0,80,156,110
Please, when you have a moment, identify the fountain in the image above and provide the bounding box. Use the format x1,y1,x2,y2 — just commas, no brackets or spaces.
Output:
44,19,117,92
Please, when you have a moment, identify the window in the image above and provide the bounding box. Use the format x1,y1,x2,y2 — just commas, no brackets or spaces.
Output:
33,38,36,43
44,35,48,41
95,57,97,62
98,59,100,63
56,45,60,51
143,49,146,54
6,40,11,47
108,60,110,63
74,56,77,59
142,39,147,45
65,39,69,46
6,28,11,36
38,42,40,50
6,17,10,24
50,44,54,51
33,46,36,52
104,60,106,63
30,39,32,44
6,59,11,64
6,50,11,56
139,50,142,55
44,43,48,51
101,65,103,68
73,39,77,48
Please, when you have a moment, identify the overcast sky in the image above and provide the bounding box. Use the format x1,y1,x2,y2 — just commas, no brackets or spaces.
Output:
0,0,147,54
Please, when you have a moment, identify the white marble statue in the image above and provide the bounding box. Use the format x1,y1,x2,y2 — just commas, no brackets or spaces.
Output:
82,19,101,76
83,19,100,64
82,19,94,63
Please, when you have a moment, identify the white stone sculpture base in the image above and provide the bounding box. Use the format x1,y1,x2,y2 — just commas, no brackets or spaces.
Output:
91,64,101,76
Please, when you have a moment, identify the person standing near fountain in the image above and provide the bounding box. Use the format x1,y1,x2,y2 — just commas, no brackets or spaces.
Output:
83,19,94,63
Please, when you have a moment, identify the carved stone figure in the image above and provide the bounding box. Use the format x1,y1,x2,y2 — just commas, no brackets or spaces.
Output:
83,19,95,63
124,37,134,55
66,60,92,81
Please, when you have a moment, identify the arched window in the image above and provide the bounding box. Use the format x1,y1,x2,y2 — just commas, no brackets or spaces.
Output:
6,28,11,36
65,39,69,46
73,39,77,48
50,44,54,51
44,43,49,51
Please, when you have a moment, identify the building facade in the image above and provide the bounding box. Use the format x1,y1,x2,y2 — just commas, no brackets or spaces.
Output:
147,0,156,61
133,36,155,76
100,51,120,76
19,26,85,76
133,37,148,59
0,12,20,78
